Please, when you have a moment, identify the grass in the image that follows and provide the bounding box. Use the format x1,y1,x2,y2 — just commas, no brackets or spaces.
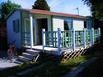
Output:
24,56,87,77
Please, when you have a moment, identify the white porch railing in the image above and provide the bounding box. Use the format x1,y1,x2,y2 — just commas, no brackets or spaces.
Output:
42,28,101,55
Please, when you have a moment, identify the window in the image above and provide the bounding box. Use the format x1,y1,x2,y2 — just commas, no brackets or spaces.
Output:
13,19,19,33
64,21,69,30
84,21,86,28
64,19,73,31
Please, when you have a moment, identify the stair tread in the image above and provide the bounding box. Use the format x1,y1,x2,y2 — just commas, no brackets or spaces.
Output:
22,53,35,59
26,49,40,52
26,51,40,56
15,49,40,63
23,52,34,56
18,56,32,61
14,60,23,64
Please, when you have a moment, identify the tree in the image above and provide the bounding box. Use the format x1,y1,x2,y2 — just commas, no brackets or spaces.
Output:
83,0,103,42
82,0,103,19
0,0,21,21
32,0,50,11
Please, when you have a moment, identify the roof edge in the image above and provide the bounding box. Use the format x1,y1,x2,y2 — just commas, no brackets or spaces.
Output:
7,8,87,20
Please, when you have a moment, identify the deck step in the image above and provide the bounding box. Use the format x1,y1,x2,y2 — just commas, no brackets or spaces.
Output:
26,49,40,54
14,60,24,64
22,52,34,59
26,49,40,52
14,49,41,64
18,56,32,62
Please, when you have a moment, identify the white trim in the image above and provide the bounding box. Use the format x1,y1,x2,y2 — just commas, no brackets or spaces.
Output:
42,29,45,52
30,13,33,48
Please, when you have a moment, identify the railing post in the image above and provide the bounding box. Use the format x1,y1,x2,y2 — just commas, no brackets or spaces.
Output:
98,28,101,43
42,29,45,52
72,28,75,51
57,28,61,55
83,28,86,48
89,28,92,46
92,28,94,45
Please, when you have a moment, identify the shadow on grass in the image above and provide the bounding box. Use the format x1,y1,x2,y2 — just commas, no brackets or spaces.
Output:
76,42,103,77
83,42,103,57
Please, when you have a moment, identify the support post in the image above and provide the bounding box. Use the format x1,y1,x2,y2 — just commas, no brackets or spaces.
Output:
57,28,61,55
83,28,86,48
98,28,101,43
91,28,94,45
72,28,75,51
42,29,45,52
29,13,33,49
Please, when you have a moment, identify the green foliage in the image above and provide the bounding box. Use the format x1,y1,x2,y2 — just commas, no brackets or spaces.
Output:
82,0,103,19
0,0,21,20
32,0,50,11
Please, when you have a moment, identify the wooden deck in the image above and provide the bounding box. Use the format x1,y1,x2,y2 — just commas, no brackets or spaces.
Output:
24,45,58,51
24,45,59,55
24,45,91,55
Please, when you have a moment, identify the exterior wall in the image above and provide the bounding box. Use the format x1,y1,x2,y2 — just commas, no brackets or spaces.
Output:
86,17,93,29
7,10,21,48
52,16,84,31
52,16,64,31
73,19,84,31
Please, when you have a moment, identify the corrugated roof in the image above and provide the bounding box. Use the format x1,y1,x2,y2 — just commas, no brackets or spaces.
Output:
21,9,86,19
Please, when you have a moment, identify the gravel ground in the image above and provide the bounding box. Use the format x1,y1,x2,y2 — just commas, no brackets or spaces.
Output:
0,50,18,70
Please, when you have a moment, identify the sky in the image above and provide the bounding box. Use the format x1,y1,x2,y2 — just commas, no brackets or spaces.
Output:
0,0,91,16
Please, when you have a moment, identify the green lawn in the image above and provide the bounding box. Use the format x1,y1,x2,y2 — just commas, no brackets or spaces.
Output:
24,56,87,77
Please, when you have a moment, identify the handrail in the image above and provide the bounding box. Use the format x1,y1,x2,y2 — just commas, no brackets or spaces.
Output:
42,28,101,54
